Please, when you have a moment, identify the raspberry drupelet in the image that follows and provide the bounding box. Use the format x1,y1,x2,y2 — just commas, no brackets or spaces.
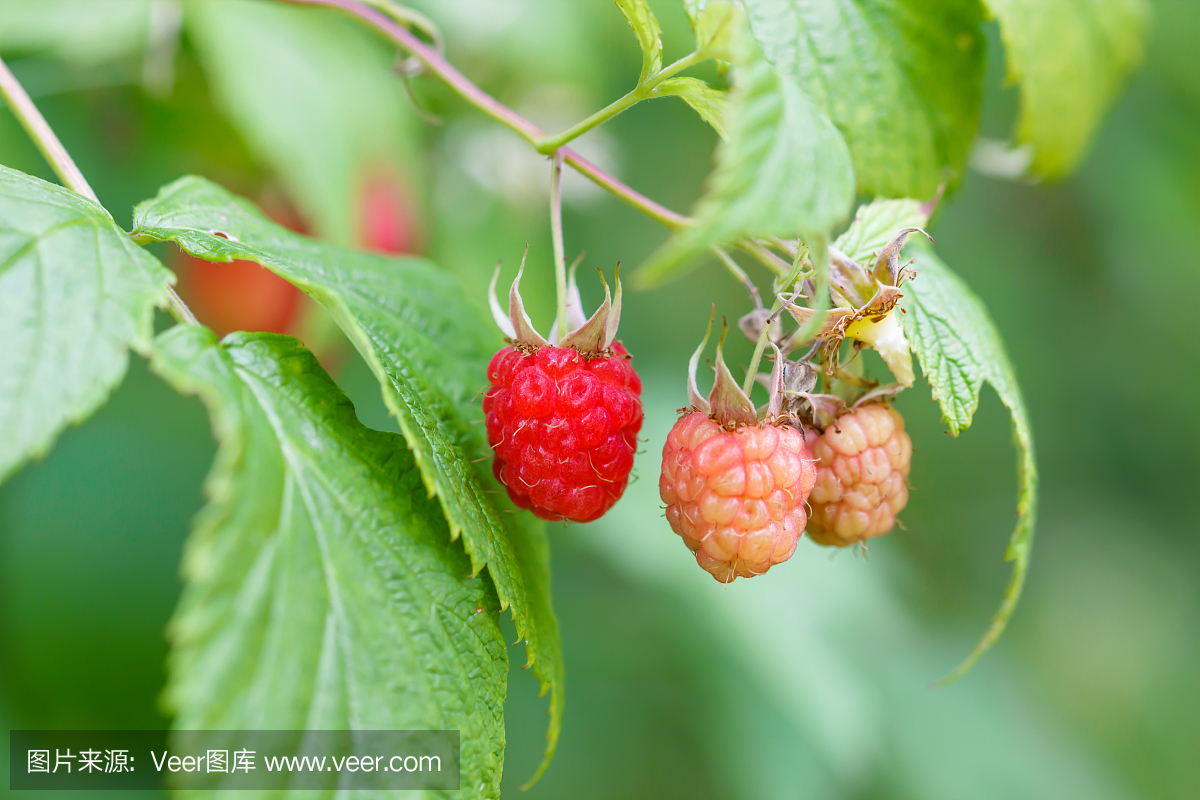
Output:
485,250,641,523
484,343,642,522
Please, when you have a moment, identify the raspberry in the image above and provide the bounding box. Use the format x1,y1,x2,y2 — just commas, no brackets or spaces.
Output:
803,403,912,547
484,343,642,522
660,412,816,583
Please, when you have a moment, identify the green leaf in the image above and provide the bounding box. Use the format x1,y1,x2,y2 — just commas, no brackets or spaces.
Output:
688,0,743,61
655,77,728,139
132,176,562,782
185,0,419,245
614,0,663,82
901,246,1038,683
738,0,985,199
833,197,930,265
0,165,171,484
151,326,508,795
985,0,1150,177
638,34,854,286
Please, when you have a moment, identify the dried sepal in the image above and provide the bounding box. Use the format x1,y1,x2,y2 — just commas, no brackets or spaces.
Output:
828,247,877,307
785,303,853,341
708,320,757,428
874,227,931,285
783,243,916,387
605,264,623,348
508,245,550,347
687,307,715,414
763,346,818,419
853,383,906,408
489,259,516,339
738,306,787,348
764,344,786,419
800,393,847,428
557,268,613,353
490,246,625,354
757,349,842,427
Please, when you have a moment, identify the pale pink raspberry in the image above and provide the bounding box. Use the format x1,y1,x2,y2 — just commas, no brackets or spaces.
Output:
660,412,817,583
804,404,912,547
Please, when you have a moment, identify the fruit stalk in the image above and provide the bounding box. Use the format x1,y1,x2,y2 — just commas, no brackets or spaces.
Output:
0,55,97,203
741,294,784,397
550,152,568,338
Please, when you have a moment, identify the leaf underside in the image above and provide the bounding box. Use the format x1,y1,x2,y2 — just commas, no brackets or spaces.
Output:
152,327,508,798
0,164,171,485
901,244,1038,683
133,177,562,783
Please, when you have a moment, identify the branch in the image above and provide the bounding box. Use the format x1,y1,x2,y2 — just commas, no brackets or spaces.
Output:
0,56,98,203
280,0,690,231
0,54,198,325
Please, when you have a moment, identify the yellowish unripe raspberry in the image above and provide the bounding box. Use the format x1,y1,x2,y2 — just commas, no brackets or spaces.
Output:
804,404,912,547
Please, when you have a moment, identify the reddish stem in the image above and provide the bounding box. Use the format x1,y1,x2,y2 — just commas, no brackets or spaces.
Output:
280,0,690,231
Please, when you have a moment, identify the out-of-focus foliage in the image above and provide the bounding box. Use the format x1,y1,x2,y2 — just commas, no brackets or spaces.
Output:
0,0,154,66
985,0,1151,176
185,0,421,245
2,1,1198,799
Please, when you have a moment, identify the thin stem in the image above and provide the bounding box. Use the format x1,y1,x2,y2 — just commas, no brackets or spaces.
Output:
0,54,198,326
711,247,762,308
535,50,707,154
550,152,568,337
280,0,689,231
164,283,200,325
0,55,98,203
738,239,791,278
742,293,784,397
560,151,687,229
537,91,644,155
792,234,831,345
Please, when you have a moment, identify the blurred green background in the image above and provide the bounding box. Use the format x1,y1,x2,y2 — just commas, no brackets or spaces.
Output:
2,1,1198,798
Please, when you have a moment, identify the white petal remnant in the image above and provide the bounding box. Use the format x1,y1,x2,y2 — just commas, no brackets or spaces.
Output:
845,309,914,387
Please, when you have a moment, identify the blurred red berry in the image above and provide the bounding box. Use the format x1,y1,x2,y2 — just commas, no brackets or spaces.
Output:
359,172,420,255
175,193,308,337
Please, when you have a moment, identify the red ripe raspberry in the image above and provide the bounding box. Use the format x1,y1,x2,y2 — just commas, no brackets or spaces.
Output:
660,412,817,583
484,343,642,522
803,404,912,547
